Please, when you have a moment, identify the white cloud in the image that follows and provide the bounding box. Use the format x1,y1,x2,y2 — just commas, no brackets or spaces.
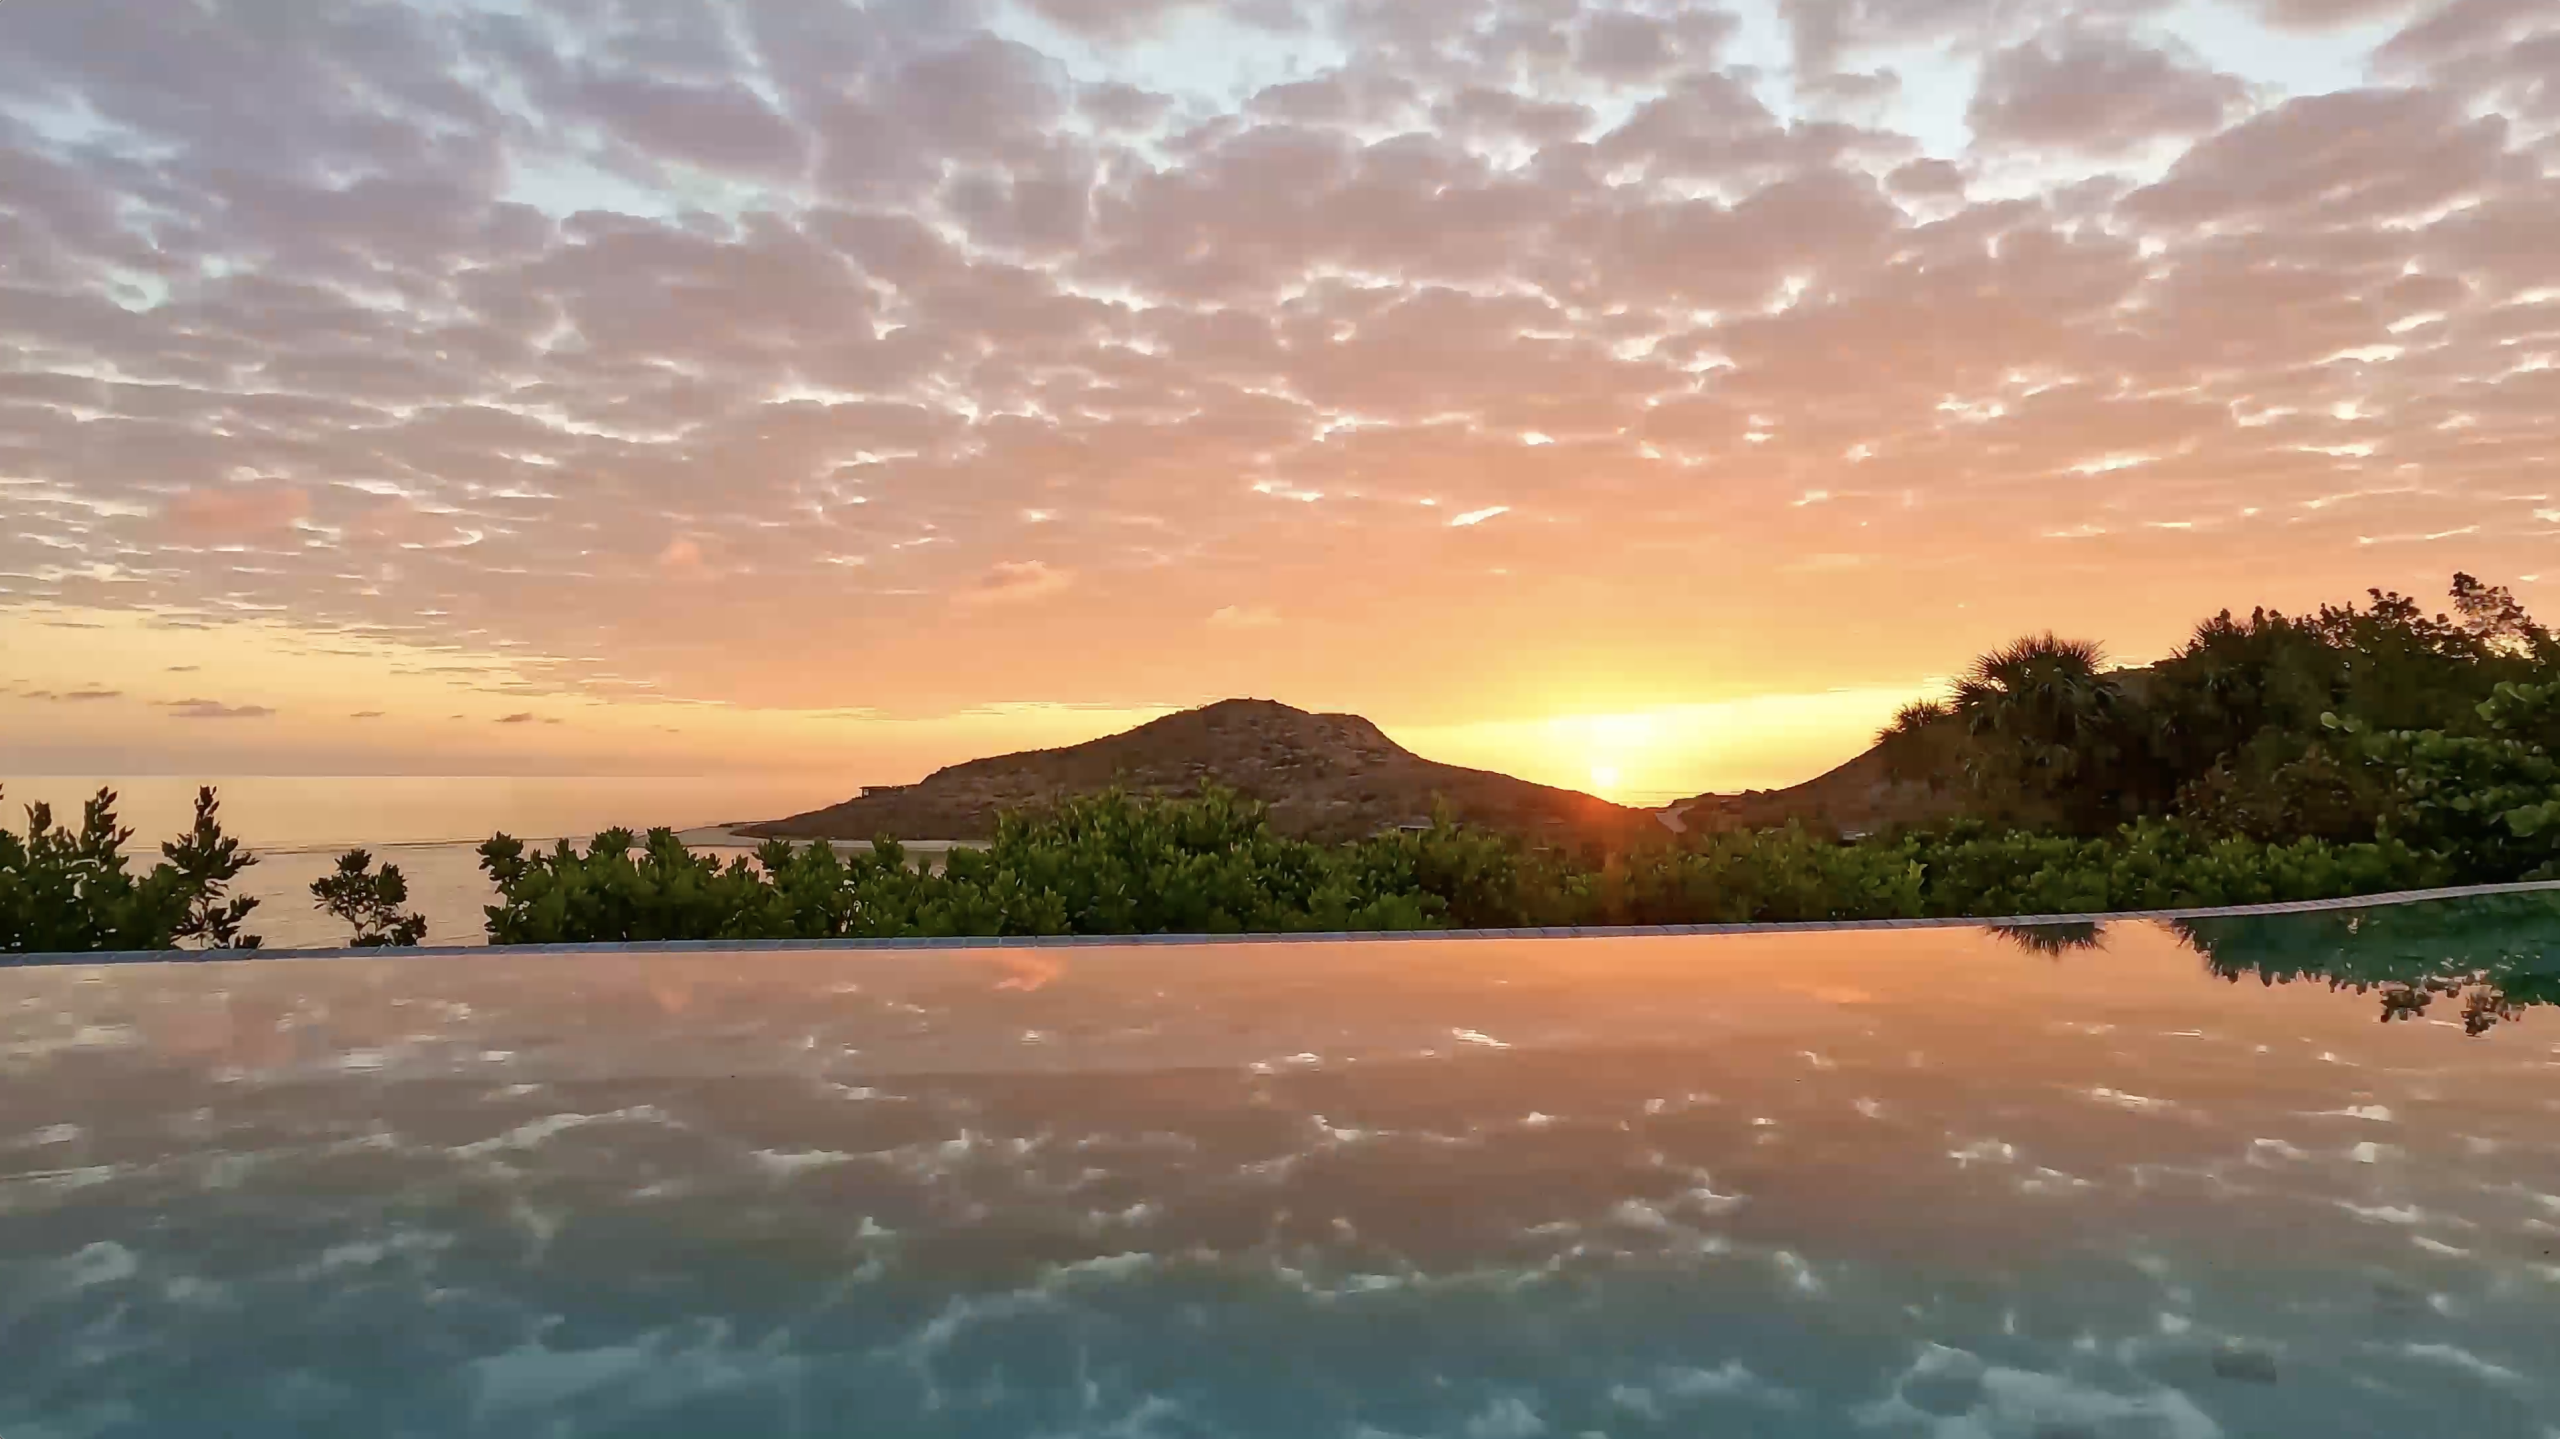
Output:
0,0,2553,731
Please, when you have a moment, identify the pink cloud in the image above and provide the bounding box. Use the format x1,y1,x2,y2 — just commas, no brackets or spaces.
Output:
659,537,708,576
959,560,1073,606
159,484,309,543
162,698,277,720
1970,27,2249,155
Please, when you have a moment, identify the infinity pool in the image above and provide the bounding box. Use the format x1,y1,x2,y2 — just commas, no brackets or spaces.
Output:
4,899,2559,1437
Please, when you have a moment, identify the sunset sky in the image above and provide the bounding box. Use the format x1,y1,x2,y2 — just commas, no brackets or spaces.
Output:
3,0,2557,803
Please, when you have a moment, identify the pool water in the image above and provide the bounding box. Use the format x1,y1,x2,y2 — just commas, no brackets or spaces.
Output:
4,899,2559,1437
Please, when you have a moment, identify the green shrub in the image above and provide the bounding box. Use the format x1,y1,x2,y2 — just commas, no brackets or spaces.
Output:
312,849,429,947
465,785,2516,946
1,785,260,954
475,789,1454,945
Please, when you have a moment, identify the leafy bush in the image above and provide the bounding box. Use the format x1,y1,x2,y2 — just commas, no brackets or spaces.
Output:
465,784,2509,945
166,787,262,950
2321,680,2560,883
1887,574,2560,838
1,786,260,954
476,789,1452,945
312,849,429,947
1484,818,2443,929
1533,824,1926,927
480,827,770,944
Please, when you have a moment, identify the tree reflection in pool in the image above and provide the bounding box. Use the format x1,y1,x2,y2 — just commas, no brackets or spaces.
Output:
2177,892,2560,1036
1991,891,2560,1035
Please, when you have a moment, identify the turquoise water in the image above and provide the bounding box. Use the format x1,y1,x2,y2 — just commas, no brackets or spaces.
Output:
4,900,2559,1436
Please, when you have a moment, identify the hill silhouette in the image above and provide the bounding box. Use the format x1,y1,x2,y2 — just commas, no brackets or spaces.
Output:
1665,661,2169,837
1664,741,1966,838
745,698,1659,845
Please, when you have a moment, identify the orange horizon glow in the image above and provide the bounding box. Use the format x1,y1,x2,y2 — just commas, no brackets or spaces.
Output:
2,2,2555,802
11,566,2552,809
2,599,1939,800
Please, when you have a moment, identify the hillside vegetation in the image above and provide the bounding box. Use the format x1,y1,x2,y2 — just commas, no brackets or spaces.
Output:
1675,573,2557,840
1867,572,2559,841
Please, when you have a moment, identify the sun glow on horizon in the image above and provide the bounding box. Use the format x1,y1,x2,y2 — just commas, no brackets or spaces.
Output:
1,604,1949,802
1391,688,1938,804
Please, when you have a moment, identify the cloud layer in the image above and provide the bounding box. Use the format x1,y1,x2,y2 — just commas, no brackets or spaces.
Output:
162,699,278,721
2,0,2557,730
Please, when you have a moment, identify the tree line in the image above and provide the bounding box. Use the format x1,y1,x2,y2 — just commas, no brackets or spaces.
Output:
0,786,426,955
1876,572,2560,841
8,575,2560,1023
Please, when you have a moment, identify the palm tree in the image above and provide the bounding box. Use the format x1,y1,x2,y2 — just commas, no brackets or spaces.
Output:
1948,634,2128,826
1875,699,1953,785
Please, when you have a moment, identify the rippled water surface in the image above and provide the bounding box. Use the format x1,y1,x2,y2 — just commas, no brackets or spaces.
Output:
4,901,2560,1437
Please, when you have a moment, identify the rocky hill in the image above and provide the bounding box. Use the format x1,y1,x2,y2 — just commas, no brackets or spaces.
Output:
1664,742,1967,839
1668,665,2163,837
745,698,1659,846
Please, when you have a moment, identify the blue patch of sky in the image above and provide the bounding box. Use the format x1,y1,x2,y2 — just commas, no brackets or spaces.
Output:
431,0,789,224
502,152,691,221
1720,0,1802,111
1901,1,2400,206
2,95,118,150
2163,0,2395,99
1862,42,1979,159
1480,2,1771,152
3,97,206,309
1731,0,2395,183
2,91,183,165
101,269,172,314
1661,0,1981,166
989,0,1349,114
